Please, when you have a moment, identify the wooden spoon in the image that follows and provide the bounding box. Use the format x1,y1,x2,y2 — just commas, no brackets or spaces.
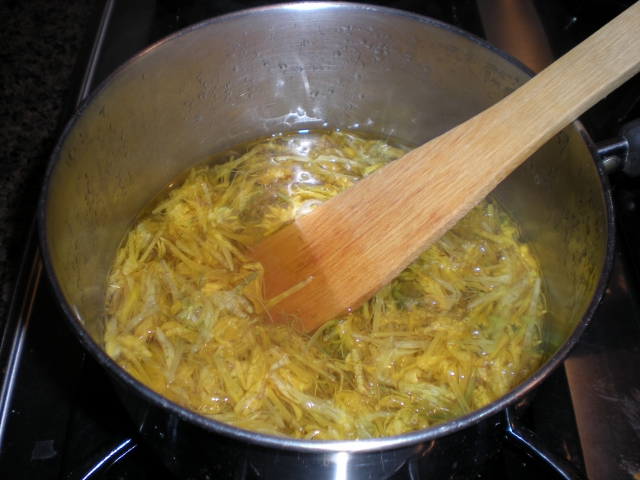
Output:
250,2,640,333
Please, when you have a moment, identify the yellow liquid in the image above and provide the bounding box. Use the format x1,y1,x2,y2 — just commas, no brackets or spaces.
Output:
103,130,544,440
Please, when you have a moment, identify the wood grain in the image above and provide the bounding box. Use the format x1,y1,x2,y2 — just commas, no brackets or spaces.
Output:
250,2,640,332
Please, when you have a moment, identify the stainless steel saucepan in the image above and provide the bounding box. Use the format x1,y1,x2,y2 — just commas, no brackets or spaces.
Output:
38,3,613,478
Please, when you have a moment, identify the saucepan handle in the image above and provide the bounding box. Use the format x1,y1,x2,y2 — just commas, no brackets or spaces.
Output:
597,118,640,176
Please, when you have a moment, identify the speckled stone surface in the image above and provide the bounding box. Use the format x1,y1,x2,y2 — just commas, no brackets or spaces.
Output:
0,0,94,323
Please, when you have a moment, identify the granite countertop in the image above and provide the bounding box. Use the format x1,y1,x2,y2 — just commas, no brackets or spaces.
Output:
0,0,95,324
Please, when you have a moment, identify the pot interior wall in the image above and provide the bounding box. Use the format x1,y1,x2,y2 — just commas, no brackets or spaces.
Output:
43,4,607,371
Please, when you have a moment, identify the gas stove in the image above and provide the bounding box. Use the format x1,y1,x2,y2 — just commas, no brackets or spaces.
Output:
1,1,639,479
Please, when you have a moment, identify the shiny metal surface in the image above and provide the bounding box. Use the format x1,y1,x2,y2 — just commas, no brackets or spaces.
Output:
564,250,640,480
38,3,613,478
476,0,554,73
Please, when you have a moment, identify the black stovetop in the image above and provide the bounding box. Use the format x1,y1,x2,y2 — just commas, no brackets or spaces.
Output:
1,1,639,479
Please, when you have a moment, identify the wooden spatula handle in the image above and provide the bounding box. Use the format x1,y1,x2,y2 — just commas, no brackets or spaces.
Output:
251,2,640,332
